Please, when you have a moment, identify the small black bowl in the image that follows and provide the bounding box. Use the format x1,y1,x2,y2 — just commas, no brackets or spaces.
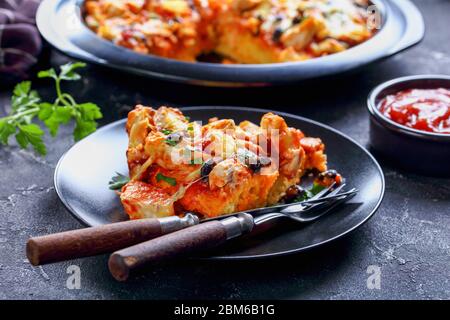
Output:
367,75,450,177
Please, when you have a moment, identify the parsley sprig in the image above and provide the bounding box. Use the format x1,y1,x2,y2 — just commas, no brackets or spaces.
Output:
108,172,130,190
0,62,102,155
294,183,326,202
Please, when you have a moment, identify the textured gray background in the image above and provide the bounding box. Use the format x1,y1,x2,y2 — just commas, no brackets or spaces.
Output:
0,0,449,300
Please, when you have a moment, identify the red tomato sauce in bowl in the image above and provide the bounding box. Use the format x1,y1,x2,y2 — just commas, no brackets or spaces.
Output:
378,88,450,134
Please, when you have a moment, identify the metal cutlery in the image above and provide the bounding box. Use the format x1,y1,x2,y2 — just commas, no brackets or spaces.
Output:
26,184,355,267
199,183,357,221
108,184,357,281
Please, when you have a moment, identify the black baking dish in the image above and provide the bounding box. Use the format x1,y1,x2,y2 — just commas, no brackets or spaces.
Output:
36,0,425,86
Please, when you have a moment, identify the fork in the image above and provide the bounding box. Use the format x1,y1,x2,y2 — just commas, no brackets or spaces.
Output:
198,183,357,220
26,184,355,266
108,184,357,281
241,184,357,234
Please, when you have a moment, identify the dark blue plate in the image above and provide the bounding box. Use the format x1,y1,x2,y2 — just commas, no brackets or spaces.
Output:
37,0,424,86
54,107,385,259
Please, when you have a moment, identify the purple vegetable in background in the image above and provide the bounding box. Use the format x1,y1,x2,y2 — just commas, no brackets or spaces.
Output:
0,0,42,81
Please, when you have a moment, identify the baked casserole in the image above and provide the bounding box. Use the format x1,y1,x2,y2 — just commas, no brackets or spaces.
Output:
119,106,328,219
85,0,374,63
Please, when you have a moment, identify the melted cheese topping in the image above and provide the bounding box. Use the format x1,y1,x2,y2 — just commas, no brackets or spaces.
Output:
85,0,374,63
120,105,327,219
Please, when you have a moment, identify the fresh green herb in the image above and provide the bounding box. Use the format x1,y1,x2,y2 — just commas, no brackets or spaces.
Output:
156,173,177,186
161,129,172,135
165,139,178,146
295,183,325,202
185,116,190,122
187,126,193,131
0,62,102,155
309,183,325,195
164,132,182,146
108,172,130,190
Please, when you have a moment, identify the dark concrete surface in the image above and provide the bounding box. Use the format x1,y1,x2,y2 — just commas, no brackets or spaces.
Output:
0,0,449,300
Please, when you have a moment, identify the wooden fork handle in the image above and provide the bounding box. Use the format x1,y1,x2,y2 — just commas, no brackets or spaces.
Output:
26,214,199,265
108,213,254,281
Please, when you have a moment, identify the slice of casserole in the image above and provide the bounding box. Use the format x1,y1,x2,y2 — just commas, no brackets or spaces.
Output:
119,105,327,219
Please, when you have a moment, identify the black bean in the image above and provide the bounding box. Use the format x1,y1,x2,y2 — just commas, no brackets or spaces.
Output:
201,158,216,179
167,133,182,142
249,162,262,173
284,185,306,202
272,27,283,42
248,156,271,173
292,16,303,24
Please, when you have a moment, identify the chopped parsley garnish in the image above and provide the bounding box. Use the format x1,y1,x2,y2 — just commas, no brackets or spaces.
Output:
295,183,325,202
165,132,182,146
161,129,172,135
108,172,130,190
156,173,177,186
165,139,178,146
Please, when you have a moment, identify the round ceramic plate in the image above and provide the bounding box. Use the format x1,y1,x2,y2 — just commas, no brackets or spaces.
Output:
54,107,385,259
37,0,424,86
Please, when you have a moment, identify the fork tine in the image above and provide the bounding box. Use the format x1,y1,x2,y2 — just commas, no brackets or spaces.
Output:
294,191,358,223
310,182,338,200
326,183,346,196
240,185,353,217
301,188,357,204
302,185,351,211
304,183,347,206
254,189,357,225
295,190,354,214
280,183,344,214
203,183,348,222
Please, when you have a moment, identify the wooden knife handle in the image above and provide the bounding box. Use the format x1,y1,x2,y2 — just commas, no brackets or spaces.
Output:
108,213,254,281
26,214,198,265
